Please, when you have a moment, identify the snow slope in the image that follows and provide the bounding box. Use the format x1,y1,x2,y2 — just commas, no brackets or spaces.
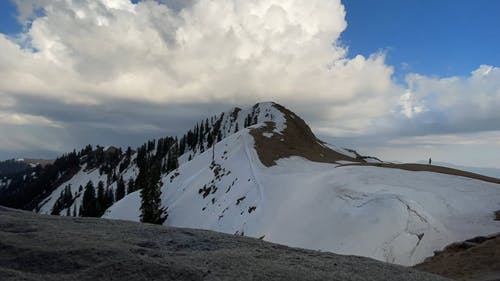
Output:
105,125,500,266
35,103,286,215
31,102,500,266
37,156,139,216
35,102,285,215
38,165,105,215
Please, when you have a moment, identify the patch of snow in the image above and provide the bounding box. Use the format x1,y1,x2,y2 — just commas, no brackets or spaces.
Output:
178,152,191,166
120,158,139,184
0,178,11,189
336,160,356,165
322,143,358,159
262,132,273,138
103,190,141,221
37,164,108,215
364,157,383,164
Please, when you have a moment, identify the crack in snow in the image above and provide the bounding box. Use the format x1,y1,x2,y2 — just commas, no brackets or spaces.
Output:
395,196,428,261
395,196,428,224
376,195,432,264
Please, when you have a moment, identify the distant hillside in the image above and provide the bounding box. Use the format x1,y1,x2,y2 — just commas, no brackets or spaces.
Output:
416,160,500,179
0,159,31,177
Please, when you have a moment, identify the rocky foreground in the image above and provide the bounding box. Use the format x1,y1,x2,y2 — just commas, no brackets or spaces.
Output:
0,206,449,281
415,234,500,281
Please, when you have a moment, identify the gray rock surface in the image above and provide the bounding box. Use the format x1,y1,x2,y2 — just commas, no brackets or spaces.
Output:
0,206,449,281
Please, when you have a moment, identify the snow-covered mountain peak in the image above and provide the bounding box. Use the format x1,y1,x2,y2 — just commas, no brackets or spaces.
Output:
247,103,359,166
106,110,500,266
106,103,500,266
218,102,287,134
197,101,360,167
4,101,499,268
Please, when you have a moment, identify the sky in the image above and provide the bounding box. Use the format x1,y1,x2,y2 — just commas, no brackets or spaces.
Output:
0,0,499,168
341,0,500,79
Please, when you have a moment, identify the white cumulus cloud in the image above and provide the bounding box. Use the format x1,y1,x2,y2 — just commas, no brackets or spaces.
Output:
0,0,499,165
402,65,500,133
1,0,397,132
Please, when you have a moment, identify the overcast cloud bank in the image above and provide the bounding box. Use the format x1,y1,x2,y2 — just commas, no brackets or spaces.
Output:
1,0,499,166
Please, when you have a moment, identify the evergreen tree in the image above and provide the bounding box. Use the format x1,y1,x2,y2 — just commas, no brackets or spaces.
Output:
126,146,132,158
147,139,156,152
173,144,179,169
115,176,126,201
81,181,97,217
106,186,114,207
139,161,165,224
166,143,179,173
187,130,194,150
72,204,77,217
207,132,213,148
217,130,222,142
127,178,135,194
199,122,205,147
96,181,106,216
51,185,73,215
106,171,112,185
65,185,72,202
179,135,186,155
194,124,199,149
247,114,253,126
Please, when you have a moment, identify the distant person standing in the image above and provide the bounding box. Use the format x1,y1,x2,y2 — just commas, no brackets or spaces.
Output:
429,158,432,165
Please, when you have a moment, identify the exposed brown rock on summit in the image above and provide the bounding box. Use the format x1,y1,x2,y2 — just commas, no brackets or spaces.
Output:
249,103,358,167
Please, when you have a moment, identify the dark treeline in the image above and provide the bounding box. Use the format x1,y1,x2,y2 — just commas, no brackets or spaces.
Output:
79,180,114,217
0,149,86,210
0,109,252,224
70,137,182,221
0,159,31,177
178,115,224,156
0,145,125,211
135,137,177,224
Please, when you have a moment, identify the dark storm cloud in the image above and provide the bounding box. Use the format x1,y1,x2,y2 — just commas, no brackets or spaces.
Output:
0,93,240,159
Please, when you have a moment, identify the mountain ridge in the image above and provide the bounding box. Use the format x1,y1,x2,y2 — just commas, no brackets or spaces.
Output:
1,101,499,267
249,103,358,166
